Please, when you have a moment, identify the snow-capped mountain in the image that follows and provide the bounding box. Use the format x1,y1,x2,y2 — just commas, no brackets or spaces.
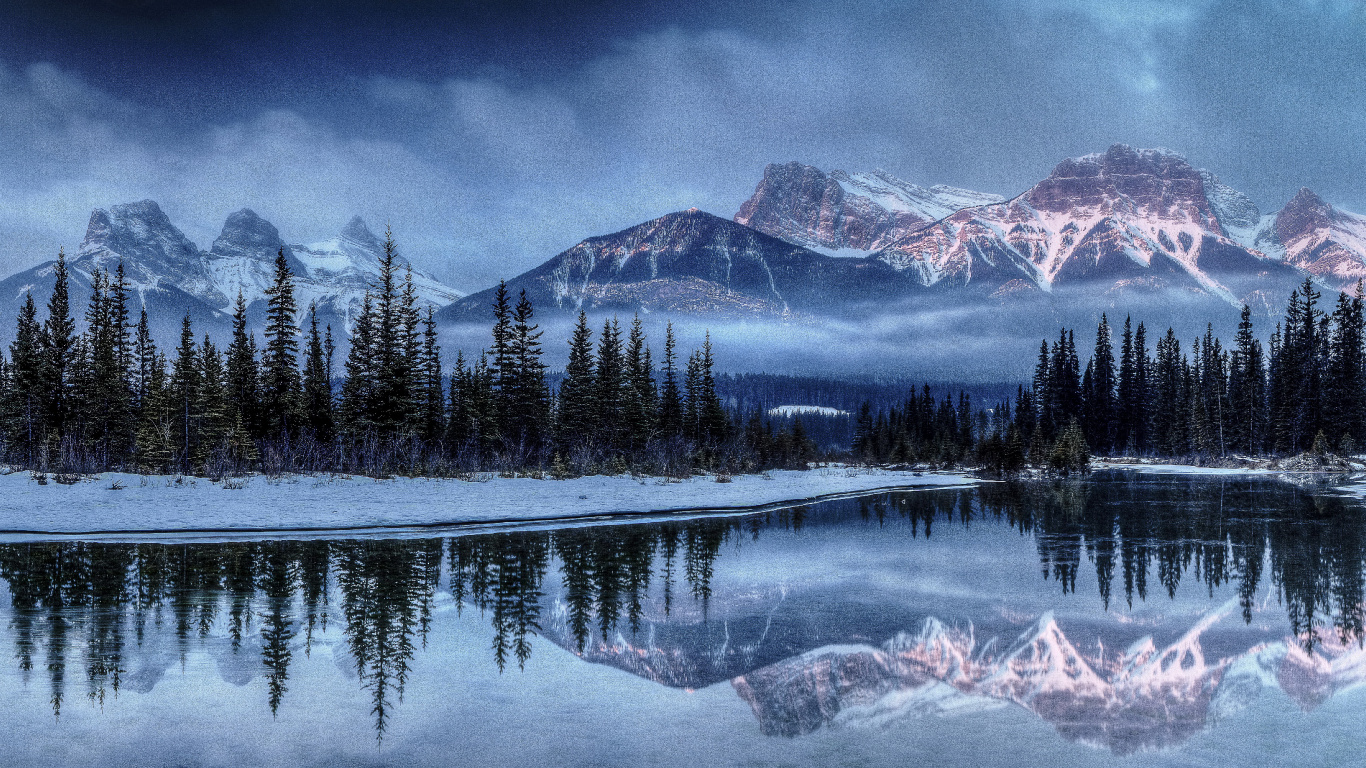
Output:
841,145,1305,305
444,145,1366,330
1239,188,1366,291
437,208,913,323
735,606,1366,753
734,162,1003,255
0,200,463,342
538,581,1366,756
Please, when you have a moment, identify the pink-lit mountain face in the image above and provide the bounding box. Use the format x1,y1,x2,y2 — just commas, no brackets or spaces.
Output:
736,145,1366,309
1256,188,1366,291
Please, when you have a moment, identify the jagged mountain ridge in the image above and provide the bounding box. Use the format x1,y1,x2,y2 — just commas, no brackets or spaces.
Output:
540,591,1366,755
0,200,463,343
437,208,917,323
442,145,1364,327
734,161,1004,255
740,146,1366,309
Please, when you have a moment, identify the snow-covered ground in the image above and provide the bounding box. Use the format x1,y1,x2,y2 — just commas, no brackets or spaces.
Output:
0,468,976,538
1096,461,1281,476
767,405,851,418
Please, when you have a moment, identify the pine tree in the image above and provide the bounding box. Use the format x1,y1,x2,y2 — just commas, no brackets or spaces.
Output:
302,304,335,444
595,318,625,450
1327,283,1366,450
418,307,445,444
340,293,376,437
1133,322,1151,454
225,292,261,438
198,336,229,463
1153,328,1185,455
133,308,156,411
261,248,301,437
1228,305,1266,454
489,281,515,436
1085,314,1116,453
40,249,77,460
169,315,202,473
135,351,172,471
508,291,547,449
622,315,656,449
1115,316,1138,453
657,323,683,440
698,333,728,444
446,351,472,447
399,269,421,433
6,293,45,463
557,312,597,449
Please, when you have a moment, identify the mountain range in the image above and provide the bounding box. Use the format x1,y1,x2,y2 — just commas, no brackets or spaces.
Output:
542,593,1366,755
443,145,1366,326
4,144,1366,352
0,200,462,340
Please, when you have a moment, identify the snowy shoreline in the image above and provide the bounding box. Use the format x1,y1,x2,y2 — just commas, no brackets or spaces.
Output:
0,467,977,540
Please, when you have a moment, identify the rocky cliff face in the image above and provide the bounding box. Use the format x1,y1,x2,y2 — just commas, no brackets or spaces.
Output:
0,201,464,344
1255,188,1366,290
734,162,1001,254
864,145,1304,304
540,587,1366,755
438,208,913,323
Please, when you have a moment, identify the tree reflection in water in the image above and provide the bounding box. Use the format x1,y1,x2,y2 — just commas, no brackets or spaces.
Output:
0,472,1362,737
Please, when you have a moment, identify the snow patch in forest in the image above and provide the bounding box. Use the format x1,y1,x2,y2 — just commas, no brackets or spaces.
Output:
767,405,851,418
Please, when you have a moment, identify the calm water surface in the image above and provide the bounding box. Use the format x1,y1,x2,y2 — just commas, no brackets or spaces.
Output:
2,471,1365,766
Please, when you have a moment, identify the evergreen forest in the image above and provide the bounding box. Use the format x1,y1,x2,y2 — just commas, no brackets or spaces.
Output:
0,233,820,480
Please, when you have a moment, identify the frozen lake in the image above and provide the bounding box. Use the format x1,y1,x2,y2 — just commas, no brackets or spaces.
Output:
0,470,1363,766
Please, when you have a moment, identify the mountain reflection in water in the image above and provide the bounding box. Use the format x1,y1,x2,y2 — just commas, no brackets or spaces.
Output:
0,471,1364,754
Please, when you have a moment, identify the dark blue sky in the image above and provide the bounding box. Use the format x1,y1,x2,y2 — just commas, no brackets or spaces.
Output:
0,0,1362,290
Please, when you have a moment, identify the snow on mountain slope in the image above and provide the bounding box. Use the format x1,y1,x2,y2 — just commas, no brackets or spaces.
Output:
1255,188,1366,290
725,600,1366,754
869,145,1304,305
734,162,1003,254
1,200,464,338
437,208,914,323
290,216,462,325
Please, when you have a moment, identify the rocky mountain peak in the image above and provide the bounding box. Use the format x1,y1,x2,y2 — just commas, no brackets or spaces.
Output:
210,209,288,260
1027,144,1208,216
340,215,383,252
1275,187,1335,244
735,161,1000,253
77,199,204,272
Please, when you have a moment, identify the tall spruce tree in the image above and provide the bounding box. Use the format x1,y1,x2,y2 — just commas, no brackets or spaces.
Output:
40,249,76,459
1327,283,1366,450
261,248,301,437
1228,305,1267,454
225,292,261,438
303,304,335,443
595,318,625,450
1116,316,1136,452
622,315,656,449
418,307,445,444
556,312,597,449
1085,314,1116,453
508,291,547,448
340,293,376,437
657,323,683,440
7,294,44,462
169,315,202,472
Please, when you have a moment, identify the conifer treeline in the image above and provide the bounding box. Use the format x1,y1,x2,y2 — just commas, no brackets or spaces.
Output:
848,278,1366,471
0,234,813,478
1017,277,1366,461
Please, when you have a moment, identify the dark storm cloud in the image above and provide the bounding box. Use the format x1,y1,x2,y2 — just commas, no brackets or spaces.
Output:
0,0,1361,292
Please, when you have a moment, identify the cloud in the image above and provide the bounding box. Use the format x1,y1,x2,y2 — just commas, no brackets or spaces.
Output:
0,0,1363,302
